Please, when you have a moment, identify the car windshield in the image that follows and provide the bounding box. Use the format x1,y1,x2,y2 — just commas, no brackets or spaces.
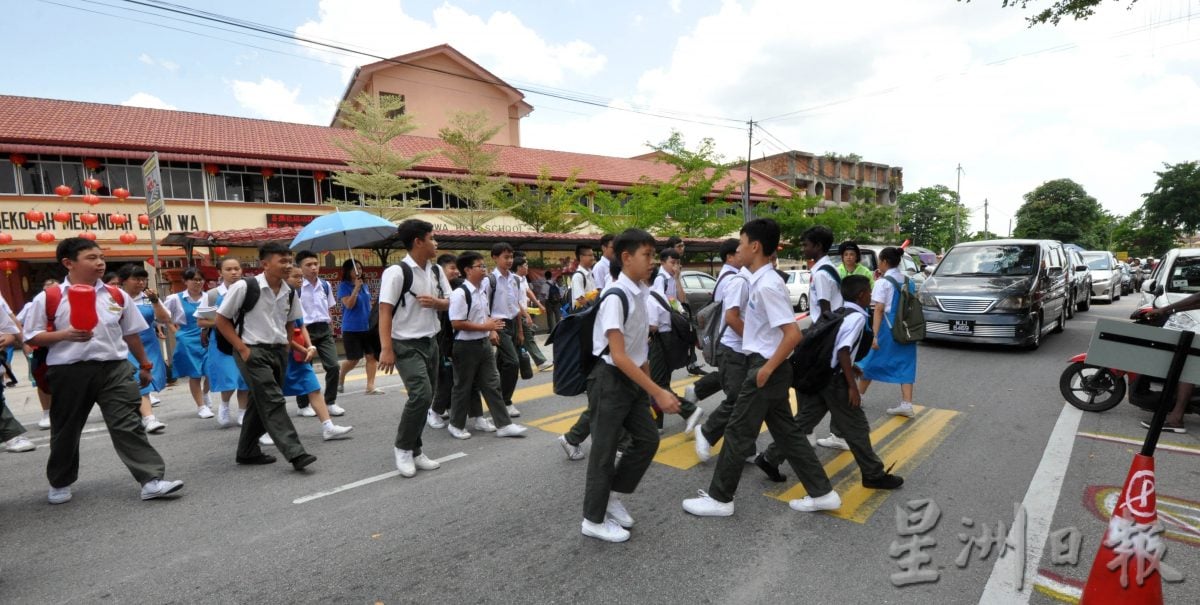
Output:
1166,255,1200,294
937,245,1037,277
1082,254,1111,270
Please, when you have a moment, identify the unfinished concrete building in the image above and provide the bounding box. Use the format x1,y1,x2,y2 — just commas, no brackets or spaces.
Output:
749,151,903,211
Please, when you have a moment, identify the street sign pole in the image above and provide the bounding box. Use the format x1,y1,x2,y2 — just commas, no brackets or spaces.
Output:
142,153,166,294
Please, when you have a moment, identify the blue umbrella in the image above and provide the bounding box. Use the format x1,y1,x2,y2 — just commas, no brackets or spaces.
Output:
289,210,396,253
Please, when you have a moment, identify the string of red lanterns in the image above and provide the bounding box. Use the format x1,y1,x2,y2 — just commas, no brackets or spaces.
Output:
0,259,18,275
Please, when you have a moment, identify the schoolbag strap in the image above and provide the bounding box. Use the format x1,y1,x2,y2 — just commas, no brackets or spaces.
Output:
818,264,841,284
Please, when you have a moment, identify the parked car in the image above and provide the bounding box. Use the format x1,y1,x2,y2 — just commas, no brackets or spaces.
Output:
679,269,718,311
919,239,1070,349
1141,248,1200,309
1082,251,1121,303
827,243,927,290
1067,249,1092,315
783,269,811,311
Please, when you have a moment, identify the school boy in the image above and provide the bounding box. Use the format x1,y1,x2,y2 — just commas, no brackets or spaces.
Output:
489,243,525,418
429,253,482,428
514,255,551,371
581,228,680,543
293,249,343,417
682,219,839,517
804,225,851,451
591,234,615,291
648,247,703,432
217,242,317,472
446,251,528,439
759,276,904,490
25,237,184,504
378,219,453,478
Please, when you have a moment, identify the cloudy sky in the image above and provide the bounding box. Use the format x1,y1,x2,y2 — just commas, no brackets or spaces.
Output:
7,0,1200,234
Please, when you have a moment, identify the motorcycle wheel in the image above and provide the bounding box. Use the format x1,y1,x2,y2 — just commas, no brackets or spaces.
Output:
1059,362,1126,412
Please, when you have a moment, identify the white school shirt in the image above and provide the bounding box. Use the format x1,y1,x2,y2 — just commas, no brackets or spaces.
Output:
809,256,845,323
570,267,596,302
594,273,649,367
379,256,452,340
592,256,611,291
448,281,491,341
652,271,678,301
716,265,750,353
216,273,303,346
23,279,148,365
647,274,673,334
299,276,335,324
0,297,19,335
165,291,204,326
872,268,906,314
831,301,870,368
741,263,796,359
490,268,523,320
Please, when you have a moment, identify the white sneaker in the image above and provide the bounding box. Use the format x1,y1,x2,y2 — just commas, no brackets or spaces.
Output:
606,495,634,528
683,385,698,405
197,404,215,419
298,406,317,418
472,417,497,433
217,405,232,427
414,453,441,471
426,409,446,429
140,478,184,501
447,424,472,440
581,518,630,543
682,489,734,517
327,404,346,417
5,436,35,452
237,410,245,426
394,448,416,477
322,424,353,440
506,405,521,418
496,423,528,438
693,426,712,462
886,402,916,418
816,434,850,451
259,434,274,446
48,485,72,504
789,491,842,512
38,412,51,430
143,417,167,434
558,435,585,461
149,393,162,406
538,361,553,372
685,407,705,436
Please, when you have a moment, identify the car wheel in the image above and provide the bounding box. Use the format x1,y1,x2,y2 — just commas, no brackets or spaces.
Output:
799,294,809,313
1027,313,1043,350
1079,287,1091,312
1054,302,1066,334
1066,291,1076,319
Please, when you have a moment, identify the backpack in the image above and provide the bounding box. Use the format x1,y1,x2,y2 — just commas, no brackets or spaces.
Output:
561,270,592,317
547,280,563,304
648,291,694,371
696,272,745,366
214,277,295,355
883,275,925,344
545,289,629,396
790,307,872,394
371,262,446,332
31,284,126,393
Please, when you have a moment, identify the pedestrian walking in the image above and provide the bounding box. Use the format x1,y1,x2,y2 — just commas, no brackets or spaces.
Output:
801,226,850,451
22,278,59,430
195,257,250,428
0,295,35,453
489,243,525,418
282,266,353,441
164,267,212,418
648,247,703,433
569,244,597,308
338,259,384,396
294,250,344,416
591,234,615,291
514,256,551,372
429,253,479,429
858,247,919,418
117,265,169,434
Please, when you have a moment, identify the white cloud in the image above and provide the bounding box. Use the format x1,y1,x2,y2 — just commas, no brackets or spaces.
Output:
229,78,331,124
121,92,177,110
138,53,179,72
295,0,606,86
669,0,682,14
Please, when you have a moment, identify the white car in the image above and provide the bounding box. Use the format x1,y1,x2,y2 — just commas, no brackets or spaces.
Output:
783,270,811,312
1082,251,1122,303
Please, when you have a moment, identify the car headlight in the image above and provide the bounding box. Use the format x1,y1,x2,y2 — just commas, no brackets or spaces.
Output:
918,290,937,308
994,296,1029,310
1164,312,1199,332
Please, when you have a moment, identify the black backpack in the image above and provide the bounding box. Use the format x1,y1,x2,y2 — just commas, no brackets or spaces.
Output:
648,291,694,370
370,262,446,334
545,289,629,396
790,307,872,394
214,277,295,355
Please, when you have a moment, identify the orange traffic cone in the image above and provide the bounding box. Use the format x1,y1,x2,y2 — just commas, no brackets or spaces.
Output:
1078,453,1162,604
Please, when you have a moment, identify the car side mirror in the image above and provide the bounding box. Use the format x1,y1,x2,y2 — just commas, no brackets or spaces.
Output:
1075,265,1088,273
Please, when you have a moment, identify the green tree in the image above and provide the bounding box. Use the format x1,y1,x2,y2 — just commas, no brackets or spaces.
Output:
897,185,968,252
583,183,672,234
329,92,430,221
434,111,512,231
960,1,1139,26
1110,208,1177,257
757,192,822,252
1143,161,1200,235
645,131,744,238
505,168,592,233
969,230,1001,241
842,188,897,243
1013,179,1104,247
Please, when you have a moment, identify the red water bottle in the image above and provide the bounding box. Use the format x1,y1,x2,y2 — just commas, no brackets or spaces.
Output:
67,284,98,331
291,327,306,362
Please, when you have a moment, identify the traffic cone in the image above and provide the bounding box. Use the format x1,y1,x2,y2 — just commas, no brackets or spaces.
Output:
1079,453,1162,604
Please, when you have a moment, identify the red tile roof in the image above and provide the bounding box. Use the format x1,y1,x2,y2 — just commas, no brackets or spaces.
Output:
0,95,793,200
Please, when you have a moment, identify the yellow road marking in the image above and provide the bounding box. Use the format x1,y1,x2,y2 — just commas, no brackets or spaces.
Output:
654,393,803,469
526,376,700,434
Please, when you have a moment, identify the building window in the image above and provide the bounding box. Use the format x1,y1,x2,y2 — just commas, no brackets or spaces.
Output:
213,165,265,202
0,159,16,194
380,92,406,119
160,161,204,200
265,169,317,205
320,179,357,204
95,159,147,198
19,155,84,196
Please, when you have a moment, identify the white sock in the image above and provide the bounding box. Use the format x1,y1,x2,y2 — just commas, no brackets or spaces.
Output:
322,420,334,430
901,401,913,407
41,410,50,418
144,415,156,423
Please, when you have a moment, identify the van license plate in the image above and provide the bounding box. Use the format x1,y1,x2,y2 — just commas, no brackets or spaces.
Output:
950,320,975,334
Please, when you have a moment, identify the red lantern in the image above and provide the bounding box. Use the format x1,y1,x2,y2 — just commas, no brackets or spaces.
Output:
0,259,17,275
144,257,156,266
120,233,138,244
8,153,26,167
109,214,128,226
113,187,130,200
204,163,220,176
137,214,151,226
313,170,327,182
36,232,55,244
84,177,103,192
0,233,12,245
214,245,230,256
83,158,102,172
82,193,101,206
67,284,99,330
80,213,98,225
52,211,70,222
54,184,72,198
261,167,275,179
78,232,97,241
25,210,45,223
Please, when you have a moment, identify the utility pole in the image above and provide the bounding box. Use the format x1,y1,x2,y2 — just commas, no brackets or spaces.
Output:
1008,218,1012,238
743,119,754,223
954,163,965,245
983,197,989,237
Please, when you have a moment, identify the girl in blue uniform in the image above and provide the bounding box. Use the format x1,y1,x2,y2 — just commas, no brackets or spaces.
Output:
117,265,169,434
283,267,352,441
195,257,249,428
166,268,212,419
858,247,918,418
